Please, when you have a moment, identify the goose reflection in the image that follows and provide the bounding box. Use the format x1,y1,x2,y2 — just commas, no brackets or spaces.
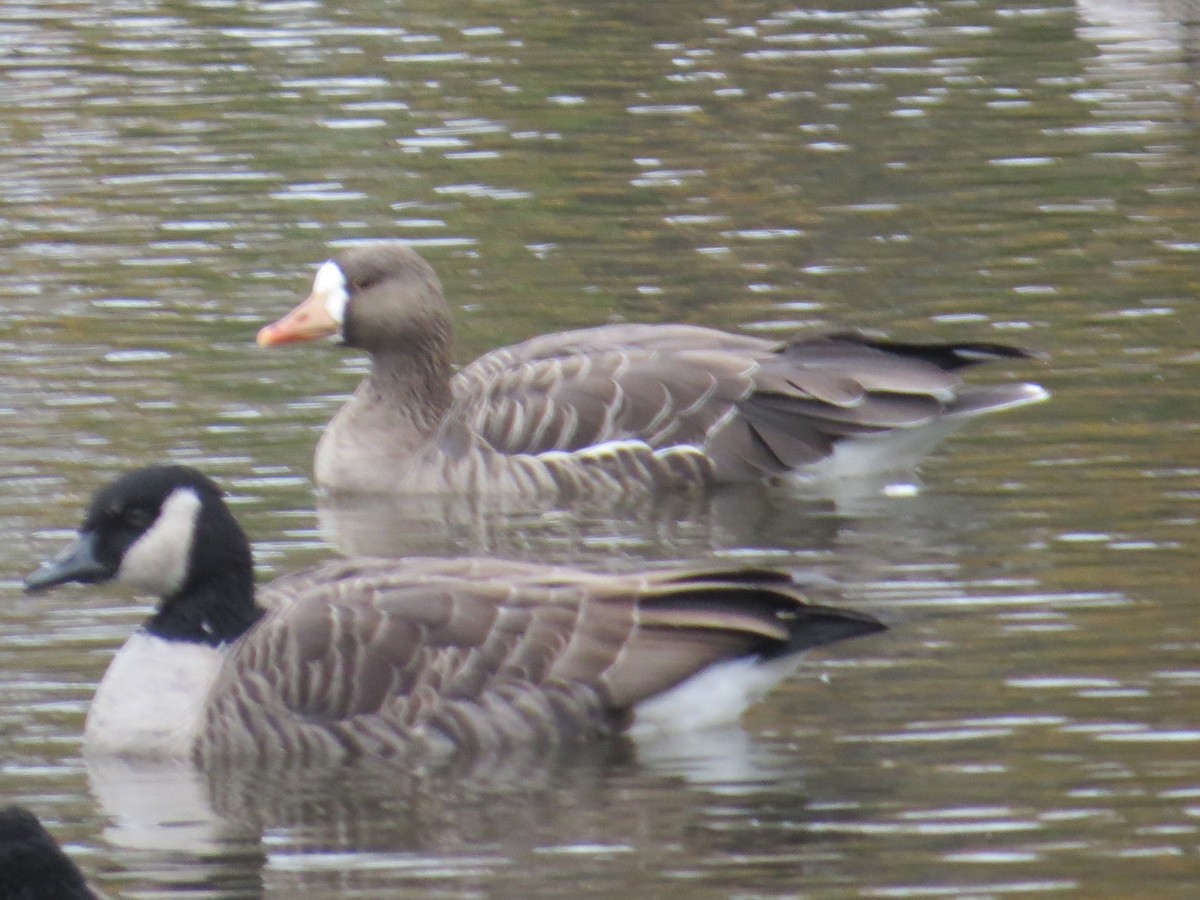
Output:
313,467,1000,579
84,724,802,883
313,478,847,564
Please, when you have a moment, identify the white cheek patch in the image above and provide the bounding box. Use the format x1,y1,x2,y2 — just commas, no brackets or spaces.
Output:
117,488,202,596
313,260,349,325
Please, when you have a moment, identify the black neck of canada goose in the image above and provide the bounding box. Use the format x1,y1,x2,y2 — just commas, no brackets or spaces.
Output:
148,570,263,647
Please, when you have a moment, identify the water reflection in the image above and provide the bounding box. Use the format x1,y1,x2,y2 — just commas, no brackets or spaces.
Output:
86,726,809,897
312,465,1043,591
1075,0,1200,130
315,480,846,562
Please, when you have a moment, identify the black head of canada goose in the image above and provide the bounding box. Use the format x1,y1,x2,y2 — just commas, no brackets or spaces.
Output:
25,466,885,766
0,806,98,900
257,242,1048,497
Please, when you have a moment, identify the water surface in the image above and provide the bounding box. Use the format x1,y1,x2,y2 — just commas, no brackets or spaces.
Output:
2,1,1199,897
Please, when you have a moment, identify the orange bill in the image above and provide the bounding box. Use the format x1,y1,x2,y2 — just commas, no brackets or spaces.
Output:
257,291,341,347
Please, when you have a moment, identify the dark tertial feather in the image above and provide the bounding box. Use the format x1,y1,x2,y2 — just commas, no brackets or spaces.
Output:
823,333,1043,371
772,335,965,396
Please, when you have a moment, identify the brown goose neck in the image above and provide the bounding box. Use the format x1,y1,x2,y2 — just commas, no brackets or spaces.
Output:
365,343,454,430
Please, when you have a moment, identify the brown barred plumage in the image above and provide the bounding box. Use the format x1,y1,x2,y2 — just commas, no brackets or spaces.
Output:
193,558,883,765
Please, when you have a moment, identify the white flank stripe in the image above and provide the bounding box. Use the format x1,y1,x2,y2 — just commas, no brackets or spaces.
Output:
537,438,647,463
536,439,707,465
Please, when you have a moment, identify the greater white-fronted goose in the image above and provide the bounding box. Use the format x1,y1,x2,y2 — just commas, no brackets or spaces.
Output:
0,806,98,900
25,466,885,765
257,242,1048,497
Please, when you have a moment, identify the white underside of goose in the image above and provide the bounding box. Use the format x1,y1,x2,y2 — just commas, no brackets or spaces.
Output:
793,422,969,484
789,382,1050,485
628,653,805,739
85,632,226,758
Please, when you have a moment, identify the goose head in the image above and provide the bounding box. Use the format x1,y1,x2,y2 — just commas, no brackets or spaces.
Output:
25,466,261,646
257,242,451,358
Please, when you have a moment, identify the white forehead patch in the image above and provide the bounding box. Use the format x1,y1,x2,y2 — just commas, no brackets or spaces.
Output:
313,260,349,325
116,487,202,597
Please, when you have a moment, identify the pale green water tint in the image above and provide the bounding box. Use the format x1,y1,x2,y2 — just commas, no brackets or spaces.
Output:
2,0,1199,896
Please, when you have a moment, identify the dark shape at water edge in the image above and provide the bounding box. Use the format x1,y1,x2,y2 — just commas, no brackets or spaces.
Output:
0,806,98,900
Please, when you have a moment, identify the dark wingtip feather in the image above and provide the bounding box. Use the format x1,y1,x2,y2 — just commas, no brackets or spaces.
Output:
773,604,887,655
822,331,1047,371
639,573,885,657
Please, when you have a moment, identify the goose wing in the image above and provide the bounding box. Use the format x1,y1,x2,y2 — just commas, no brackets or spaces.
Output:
450,324,773,458
195,559,882,763
444,326,1044,481
734,333,1046,466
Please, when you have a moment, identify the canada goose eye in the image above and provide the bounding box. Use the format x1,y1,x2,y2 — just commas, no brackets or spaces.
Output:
122,506,155,531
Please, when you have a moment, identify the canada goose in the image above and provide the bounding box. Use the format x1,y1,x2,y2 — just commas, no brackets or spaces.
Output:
25,465,885,765
257,242,1048,497
0,806,97,900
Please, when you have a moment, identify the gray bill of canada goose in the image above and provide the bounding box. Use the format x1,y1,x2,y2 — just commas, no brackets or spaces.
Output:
24,466,886,766
0,806,98,900
257,242,1048,497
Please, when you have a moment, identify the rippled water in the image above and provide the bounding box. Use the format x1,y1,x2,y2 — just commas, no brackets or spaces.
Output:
2,0,1199,896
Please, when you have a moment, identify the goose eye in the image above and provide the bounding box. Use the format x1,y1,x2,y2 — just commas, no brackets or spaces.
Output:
123,507,154,530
